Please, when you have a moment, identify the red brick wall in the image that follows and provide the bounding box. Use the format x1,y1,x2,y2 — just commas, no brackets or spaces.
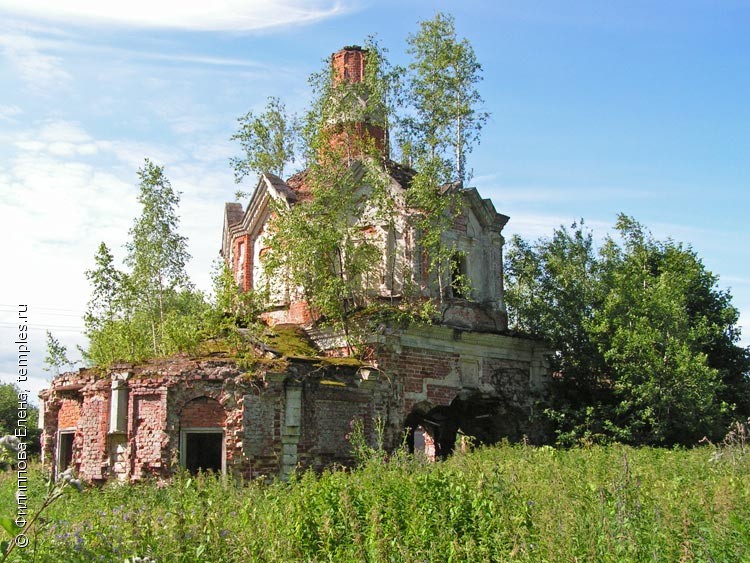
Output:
328,123,385,158
57,398,81,429
288,300,314,325
262,300,316,326
132,393,168,478
78,393,110,481
180,397,226,427
381,345,458,404
328,48,386,158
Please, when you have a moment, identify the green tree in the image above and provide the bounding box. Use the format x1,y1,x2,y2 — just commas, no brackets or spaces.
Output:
0,383,39,459
85,242,126,326
591,215,746,444
83,161,220,367
402,14,488,304
505,216,750,446
231,96,297,186
406,12,488,183
0,383,37,435
84,242,134,366
405,154,459,306
125,159,191,354
505,222,605,394
44,331,73,375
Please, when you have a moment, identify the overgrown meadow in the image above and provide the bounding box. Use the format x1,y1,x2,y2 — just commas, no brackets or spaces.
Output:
1,441,748,562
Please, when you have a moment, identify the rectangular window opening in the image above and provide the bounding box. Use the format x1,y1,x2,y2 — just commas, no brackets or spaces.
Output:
180,429,225,475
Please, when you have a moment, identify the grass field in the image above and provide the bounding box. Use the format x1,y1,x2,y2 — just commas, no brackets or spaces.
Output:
1,442,748,562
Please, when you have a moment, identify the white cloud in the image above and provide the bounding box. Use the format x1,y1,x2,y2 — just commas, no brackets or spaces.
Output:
0,119,235,402
14,120,106,157
0,1,354,31
0,104,23,120
0,32,71,92
133,52,273,69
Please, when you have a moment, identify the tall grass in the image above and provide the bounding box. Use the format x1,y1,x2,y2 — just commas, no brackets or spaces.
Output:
1,443,748,562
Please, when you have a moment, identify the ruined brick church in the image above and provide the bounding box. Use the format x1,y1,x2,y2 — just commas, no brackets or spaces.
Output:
40,46,550,482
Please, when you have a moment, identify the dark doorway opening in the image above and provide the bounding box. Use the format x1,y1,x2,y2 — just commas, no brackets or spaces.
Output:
183,432,223,474
405,395,507,460
57,431,74,474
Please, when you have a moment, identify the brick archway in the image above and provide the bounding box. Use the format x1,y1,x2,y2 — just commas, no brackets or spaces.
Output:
179,396,226,428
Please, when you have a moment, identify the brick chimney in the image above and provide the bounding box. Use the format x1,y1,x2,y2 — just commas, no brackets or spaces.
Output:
327,46,386,158
332,46,367,85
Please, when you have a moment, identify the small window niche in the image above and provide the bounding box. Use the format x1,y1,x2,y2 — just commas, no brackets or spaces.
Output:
450,252,469,299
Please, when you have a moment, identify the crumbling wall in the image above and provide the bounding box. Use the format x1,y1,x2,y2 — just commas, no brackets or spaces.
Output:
57,397,81,429
78,387,110,481
131,391,168,479
40,326,549,482
374,325,550,453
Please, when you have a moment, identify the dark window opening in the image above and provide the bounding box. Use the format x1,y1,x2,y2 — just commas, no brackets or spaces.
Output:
58,431,74,473
451,253,468,299
184,432,223,474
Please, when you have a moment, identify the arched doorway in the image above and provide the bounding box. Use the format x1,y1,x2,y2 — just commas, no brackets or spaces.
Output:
404,394,505,460
404,404,458,461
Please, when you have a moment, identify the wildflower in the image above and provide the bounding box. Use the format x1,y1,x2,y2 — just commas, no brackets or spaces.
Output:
57,467,84,492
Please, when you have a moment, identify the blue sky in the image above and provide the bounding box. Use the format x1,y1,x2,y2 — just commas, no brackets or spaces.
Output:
1,0,748,402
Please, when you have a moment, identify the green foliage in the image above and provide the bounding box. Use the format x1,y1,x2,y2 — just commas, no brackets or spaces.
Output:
263,160,390,350
2,444,749,561
204,260,266,354
0,464,82,561
405,12,488,183
405,154,463,305
505,215,750,446
124,159,192,356
0,384,37,438
83,242,136,366
402,12,489,302
43,331,73,375
231,96,297,182
83,162,228,367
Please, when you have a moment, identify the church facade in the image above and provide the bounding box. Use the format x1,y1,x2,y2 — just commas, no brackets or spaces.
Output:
39,46,550,482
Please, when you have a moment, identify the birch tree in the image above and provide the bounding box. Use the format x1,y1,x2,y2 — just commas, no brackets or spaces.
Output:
125,159,191,354
406,12,488,183
231,96,297,184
